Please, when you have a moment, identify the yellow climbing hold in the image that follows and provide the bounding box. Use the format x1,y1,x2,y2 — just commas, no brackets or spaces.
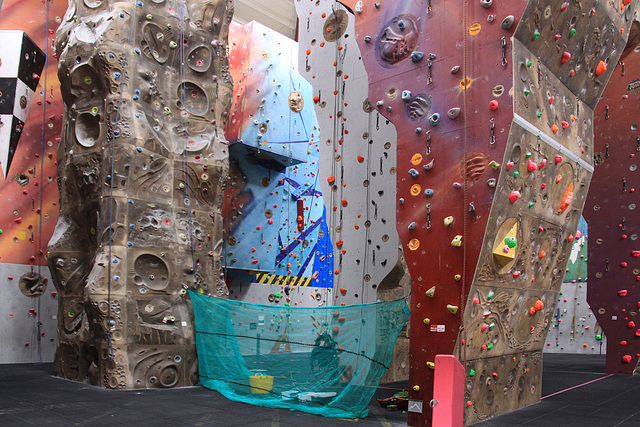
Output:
469,23,482,36
425,286,436,298
451,235,463,247
426,361,435,369
444,216,454,227
447,304,459,314
454,274,462,281
423,318,431,325
488,160,500,170
413,385,420,391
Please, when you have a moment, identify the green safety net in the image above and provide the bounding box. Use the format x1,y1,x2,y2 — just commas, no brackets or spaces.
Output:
189,291,410,419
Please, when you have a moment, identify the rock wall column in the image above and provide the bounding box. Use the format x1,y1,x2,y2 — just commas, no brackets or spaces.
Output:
48,0,233,389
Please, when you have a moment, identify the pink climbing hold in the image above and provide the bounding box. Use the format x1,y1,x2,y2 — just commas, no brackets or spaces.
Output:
628,321,636,328
561,120,569,129
621,341,628,346
527,160,537,172
538,158,547,169
622,355,632,364
618,290,628,296
621,262,628,268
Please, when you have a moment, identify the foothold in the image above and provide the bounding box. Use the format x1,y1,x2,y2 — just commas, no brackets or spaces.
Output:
426,361,435,369
408,221,417,230
399,198,405,205
355,0,363,13
402,90,412,102
538,158,547,169
398,20,406,30
447,107,461,119
429,113,440,126
444,216,454,226
480,0,493,8
415,127,422,134
411,51,424,62
364,36,372,43
555,155,563,164
423,159,435,171
451,65,460,74
425,286,436,298
451,235,463,247
454,274,461,281
447,304,459,314
560,2,569,11
527,160,537,172
501,15,515,30
453,182,462,189
533,30,540,41
487,178,496,187
623,355,632,363
469,369,476,377
424,188,434,197
409,168,420,178
423,318,431,325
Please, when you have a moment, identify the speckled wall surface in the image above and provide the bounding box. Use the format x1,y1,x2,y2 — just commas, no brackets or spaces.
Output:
585,17,640,375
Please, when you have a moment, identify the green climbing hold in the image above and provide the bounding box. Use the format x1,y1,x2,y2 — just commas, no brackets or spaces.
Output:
514,171,519,178
529,201,535,208
275,292,282,298
469,369,476,376
488,323,495,330
526,59,533,67
596,334,602,340
505,237,517,248
488,290,495,300
537,111,543,118
526,152,532,158
524,89,530,96
533,30,540,41
569,28,576,38
487,343,493,350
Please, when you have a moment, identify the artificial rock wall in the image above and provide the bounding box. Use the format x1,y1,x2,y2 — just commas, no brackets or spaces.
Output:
334,0,637,425
49,0,233,388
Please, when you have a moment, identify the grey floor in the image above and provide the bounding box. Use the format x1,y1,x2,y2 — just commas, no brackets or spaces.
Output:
0,354,639,426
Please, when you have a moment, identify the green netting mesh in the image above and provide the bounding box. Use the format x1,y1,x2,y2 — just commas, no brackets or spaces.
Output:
189,291,410,418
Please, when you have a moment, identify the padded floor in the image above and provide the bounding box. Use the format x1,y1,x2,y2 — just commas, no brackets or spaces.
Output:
0,354,639,426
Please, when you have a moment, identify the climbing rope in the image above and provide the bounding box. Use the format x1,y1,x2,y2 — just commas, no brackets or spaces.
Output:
460,0,469,368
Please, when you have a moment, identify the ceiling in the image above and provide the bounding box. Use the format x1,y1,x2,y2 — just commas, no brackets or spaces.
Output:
233,0,298,40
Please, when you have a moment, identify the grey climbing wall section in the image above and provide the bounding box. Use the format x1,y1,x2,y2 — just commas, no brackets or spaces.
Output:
294,1,401,306
49,0,233,388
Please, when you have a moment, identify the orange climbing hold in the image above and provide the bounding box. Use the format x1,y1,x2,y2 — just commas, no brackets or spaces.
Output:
534,300,544,311
357,155,365,163
327,176,335,185
595,60,607,76
552,125,559,134
313,95,320,103
529,307,536,315
558,182,574,213
340,287,347,294
341,199,348,206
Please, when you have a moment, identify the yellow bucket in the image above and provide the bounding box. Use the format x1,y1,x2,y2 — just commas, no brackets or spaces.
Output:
249,373,274,394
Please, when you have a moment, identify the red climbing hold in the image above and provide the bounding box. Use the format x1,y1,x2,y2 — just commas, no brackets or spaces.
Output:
621,262,628,268
561,121,569,129
527,160,537,172
618,290,628,297
506,161,514,171
340,287,347,294
621,341,628,346
555,155,563,164
622,355,632,364
534,300,544,311
489,100,499,110
509,191,520,203
632,251,640,257
560,2,569,11
628,321,636,328
538,158,547,169
357,155,365,163
561,51,571,64
341,199,348,207
313,95,320,104
327,176,335,185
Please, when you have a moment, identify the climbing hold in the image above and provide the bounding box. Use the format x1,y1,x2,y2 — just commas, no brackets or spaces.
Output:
423,318,431,325
562,121,569,129
313,95,320,104
447,107,461,119
552,125,559,134
354,0,363,13
357,155,365,163
411,184,422,196
527,160,537,172
340,287,347,294
489,100,499,110
411,51,424,62
327,176,335,185
444,216,454,227
423,159,435,171
447,304,459,314
412,385,420,391
487,178,496,187
469,369,476,376
453,182,462,189
562,51,571,64
398,20,406,30
539,250,546,259
595,60,607,76
509,191,520,203
538,158,547,169
488,160,500,170
402,90,412,102
451,65,460,74
533,30,540,41
480,0,492,8
425,286,436,298
623,355,632,363
454,274,462,281
409,168,420,178
501,15,515,30
558,182,574,213
467,401,473,407
560,2,569,11
426,362,435,369
408,222,417,230
399,198,405,205
429,113,440,126
534,300,544,311
341,199,348,206
364,36,371,43
628,321,636,328
415,127,422,134
424,189,434,197
451,235,463,247
555,155,563,164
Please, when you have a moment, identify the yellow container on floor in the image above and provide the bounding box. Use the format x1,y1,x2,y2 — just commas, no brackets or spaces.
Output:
249,373,273,394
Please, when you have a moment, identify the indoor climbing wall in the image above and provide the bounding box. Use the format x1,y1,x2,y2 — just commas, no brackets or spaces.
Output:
0,0,65,363
49,0,233,388
338,0,637,425
293,1,401,307
585,17,640,375
223,21,335,307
